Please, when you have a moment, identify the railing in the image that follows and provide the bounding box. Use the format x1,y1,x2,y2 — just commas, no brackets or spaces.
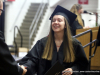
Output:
73,29,98,71
14,26,23,56
29,0,48,49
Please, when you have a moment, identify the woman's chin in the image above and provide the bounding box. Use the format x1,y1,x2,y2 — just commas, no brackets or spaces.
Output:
53,30,60,33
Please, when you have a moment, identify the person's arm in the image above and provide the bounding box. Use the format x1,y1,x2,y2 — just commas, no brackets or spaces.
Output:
83,26,89,29
19,40,42,75
0,31,23,75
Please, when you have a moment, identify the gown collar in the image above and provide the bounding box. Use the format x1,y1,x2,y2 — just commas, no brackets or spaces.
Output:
51,41,64,66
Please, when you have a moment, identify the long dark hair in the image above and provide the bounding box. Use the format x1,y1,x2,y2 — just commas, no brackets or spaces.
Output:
42,17,75,63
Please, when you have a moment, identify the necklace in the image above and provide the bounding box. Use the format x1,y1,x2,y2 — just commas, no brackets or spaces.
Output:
57,46,60,47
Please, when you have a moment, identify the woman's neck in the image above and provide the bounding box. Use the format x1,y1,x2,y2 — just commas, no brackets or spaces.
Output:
54,31,64,41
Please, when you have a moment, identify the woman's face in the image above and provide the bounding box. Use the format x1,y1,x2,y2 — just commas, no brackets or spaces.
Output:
78,8,83,14
52,15,66,33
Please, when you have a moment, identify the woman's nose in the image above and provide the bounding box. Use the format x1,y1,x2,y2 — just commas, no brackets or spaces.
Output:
54,20,58,24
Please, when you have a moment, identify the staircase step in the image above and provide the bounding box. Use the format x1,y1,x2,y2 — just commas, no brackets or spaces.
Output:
30,6,39,9
21,24,31,27
16,33,36,38
16,36,29,39
23,19,41,23
20,25,40,30
26,12,36,15
22,21,32,24
23,19,33,22
17,33,36,37
22,22,31,25
29,5,47,10
25,16,34,20
28,8,38,11
20,27,29,30
21,23,40,28
25,15,35,18
31,3,40,6
24,18,33,21
20,29,29,32
28,9,38,12
15,38,29,42
18,44,29,48
20,25,30,29
25,14,35,17
16,41,30,44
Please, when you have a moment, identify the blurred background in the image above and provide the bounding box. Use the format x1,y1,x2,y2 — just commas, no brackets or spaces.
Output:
1,0,100,59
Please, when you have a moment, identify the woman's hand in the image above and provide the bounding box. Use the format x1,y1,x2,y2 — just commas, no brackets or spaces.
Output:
62,68,73,75
83,26,89,29
19,65,27,75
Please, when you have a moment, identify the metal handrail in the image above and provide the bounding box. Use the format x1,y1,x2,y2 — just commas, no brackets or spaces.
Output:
29,1,47,49
10,0,27,31
14,26,23,56
29,4,42,30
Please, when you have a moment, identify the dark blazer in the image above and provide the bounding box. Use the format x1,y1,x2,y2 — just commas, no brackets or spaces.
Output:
0,31,23,75
70,20,84,36
19,37,89,75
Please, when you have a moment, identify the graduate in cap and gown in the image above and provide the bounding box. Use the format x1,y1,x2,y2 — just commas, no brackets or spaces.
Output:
19,5,89,75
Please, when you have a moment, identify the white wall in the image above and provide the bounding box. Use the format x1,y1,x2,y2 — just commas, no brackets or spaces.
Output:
82,14,96,28
49,0,60,7
4,0,48,45
5,0,28,45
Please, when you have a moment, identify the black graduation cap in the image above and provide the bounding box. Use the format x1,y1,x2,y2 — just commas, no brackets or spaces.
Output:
49,5,77,25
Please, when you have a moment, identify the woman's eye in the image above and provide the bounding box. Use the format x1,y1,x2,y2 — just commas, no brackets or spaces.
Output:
58,20,61,22
53,20,55,22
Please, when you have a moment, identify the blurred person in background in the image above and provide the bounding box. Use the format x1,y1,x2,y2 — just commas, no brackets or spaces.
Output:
70,4,89,36
0,0,27,75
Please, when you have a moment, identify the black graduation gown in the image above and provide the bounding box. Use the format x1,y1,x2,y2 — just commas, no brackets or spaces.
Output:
0,31,23,75
70,20,84,36
19,37,89,75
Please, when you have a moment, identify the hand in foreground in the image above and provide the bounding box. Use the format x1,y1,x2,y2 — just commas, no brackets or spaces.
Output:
83,26,89,29
62,68,73,75
19,65,27,75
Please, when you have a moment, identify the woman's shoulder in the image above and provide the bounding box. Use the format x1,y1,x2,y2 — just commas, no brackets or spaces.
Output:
72,37,82,46
41,36,48,41
40,36,48,43
37,36,48,46
72,37,84,52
